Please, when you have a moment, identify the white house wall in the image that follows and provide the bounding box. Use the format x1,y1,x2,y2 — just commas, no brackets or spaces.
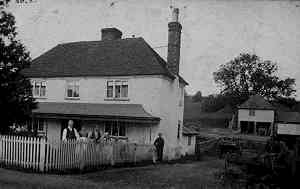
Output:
33,76,162,118
158,77,185,158
31,75,184,159
238,109,274,123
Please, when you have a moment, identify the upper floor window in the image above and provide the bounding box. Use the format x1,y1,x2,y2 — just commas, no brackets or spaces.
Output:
249,109,255,116
106,80,128,99
66,81,79,99
32,80,46,98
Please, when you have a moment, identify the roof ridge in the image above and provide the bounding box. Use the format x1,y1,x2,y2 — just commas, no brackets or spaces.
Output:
58,37,144,46
141,38,176,79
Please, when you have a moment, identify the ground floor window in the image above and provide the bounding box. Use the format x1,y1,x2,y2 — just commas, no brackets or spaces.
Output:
25,118,47,137
104,121,126,137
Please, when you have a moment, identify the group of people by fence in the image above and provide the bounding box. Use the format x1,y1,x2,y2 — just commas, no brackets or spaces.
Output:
62,120,165,162
62,120,112,143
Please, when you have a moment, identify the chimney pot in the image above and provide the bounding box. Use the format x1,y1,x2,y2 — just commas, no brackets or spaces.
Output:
101,28,122,41
172,8,179,22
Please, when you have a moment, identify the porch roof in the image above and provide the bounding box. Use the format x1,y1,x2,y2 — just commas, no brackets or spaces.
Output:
182,124,199,136
32,102,160,123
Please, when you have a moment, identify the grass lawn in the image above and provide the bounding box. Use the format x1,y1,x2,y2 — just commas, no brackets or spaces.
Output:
0,157,225,189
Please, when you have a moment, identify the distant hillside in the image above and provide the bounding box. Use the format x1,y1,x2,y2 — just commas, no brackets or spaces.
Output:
184,97,234,129
183,100,203,120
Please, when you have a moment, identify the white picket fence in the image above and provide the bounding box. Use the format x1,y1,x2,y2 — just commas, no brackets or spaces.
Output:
0,135,155,172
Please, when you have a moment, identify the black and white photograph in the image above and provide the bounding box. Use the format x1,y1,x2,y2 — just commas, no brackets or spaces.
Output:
0,0,300,188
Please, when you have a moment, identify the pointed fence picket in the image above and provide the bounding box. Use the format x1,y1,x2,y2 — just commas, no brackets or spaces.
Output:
0,134,155,172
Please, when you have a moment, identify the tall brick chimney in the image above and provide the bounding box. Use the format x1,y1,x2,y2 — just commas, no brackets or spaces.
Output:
167,8,182,75
101,28,122,41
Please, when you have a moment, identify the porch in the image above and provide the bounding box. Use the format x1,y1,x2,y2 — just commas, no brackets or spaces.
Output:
29,102,160,143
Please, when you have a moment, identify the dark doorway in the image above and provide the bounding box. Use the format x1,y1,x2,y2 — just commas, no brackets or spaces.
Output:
256,122,271,136
240,121,255,134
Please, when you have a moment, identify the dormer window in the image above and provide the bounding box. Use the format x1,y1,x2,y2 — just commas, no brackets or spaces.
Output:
66,81,79,99
106,80,128,100
32,80,46,98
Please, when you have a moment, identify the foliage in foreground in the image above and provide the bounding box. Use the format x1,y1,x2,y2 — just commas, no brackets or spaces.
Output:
0,9,36,133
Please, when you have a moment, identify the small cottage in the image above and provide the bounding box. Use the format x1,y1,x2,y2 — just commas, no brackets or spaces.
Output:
237,95,275,136
237,95,300,137
182,125,198,155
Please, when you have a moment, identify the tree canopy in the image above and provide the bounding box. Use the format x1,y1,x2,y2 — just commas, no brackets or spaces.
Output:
198,53,297,112
0,9,36,133
192,91,203,102
213,53,296,100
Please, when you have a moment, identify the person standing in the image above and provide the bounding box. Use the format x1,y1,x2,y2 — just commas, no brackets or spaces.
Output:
88,127,102,143
154,133,164,162
62,120,80,141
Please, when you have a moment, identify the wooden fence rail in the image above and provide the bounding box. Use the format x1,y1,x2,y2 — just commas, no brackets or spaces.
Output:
0,135,155,173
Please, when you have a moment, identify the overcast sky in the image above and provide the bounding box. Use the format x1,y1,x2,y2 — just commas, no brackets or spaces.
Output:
7,0,300,97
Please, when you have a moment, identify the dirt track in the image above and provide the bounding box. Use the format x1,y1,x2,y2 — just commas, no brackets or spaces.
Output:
0,157,224,189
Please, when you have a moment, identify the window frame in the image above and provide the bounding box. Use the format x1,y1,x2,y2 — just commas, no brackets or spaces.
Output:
65,80,80,100
104,121,126,137
105,79,129,100
32,118,46,136
187,136,192,146
32,80,47,98
249,109,255,116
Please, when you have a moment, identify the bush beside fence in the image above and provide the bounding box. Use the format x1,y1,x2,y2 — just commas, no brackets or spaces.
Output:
0,135,155,173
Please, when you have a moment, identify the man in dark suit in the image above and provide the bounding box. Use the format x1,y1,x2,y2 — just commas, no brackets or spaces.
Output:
154,133,164,162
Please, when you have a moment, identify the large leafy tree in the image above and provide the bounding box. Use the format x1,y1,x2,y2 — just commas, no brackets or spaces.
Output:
0,8,36,133
199,53,297,112
213,53,296,99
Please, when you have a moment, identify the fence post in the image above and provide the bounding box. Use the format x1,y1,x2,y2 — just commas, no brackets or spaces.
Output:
152,146,156,164
110,143,115,166
39,138,46,172
80,141,85,171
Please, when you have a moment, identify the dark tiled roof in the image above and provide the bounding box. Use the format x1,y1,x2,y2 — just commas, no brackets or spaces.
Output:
33,102,160,122
238,95,275,110
23,37,188,85
276,111,300,123
182,124,198,135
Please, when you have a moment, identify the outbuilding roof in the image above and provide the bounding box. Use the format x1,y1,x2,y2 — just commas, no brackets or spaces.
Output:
32,102,160,123
23,37,188,85
276,111,300,124
238,95,275,110
182,124,198,135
